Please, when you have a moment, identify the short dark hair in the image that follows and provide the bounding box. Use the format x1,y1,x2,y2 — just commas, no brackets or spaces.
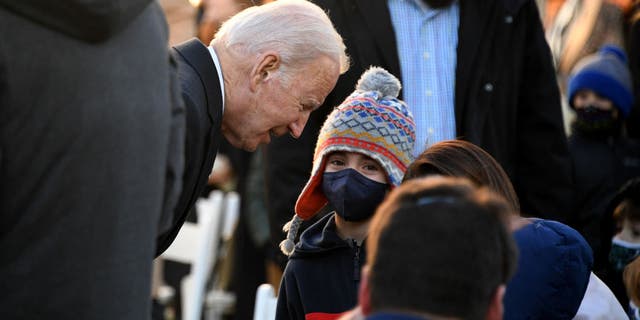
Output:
404,140,520,213
367,176,518,319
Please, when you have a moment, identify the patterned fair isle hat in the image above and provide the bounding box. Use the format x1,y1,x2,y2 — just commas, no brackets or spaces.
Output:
280,66,416,255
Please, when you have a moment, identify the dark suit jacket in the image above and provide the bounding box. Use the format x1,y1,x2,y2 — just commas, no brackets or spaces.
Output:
265,0,574,258
156,39,224,255
0,1,183,319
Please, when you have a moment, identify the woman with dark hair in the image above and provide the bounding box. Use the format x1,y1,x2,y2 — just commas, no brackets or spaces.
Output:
403,140,520,214
405,140,626,319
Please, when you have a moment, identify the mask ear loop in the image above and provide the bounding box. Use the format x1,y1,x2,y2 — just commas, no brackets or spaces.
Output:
280,215,303,256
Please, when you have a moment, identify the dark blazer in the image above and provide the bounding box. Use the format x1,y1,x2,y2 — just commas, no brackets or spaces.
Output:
156,39,225,255
0,1,183,319
265,0,573,256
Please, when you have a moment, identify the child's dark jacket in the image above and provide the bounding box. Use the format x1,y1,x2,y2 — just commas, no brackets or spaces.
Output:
276,213,366,320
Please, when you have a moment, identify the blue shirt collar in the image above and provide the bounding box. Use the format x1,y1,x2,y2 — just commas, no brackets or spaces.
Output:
400,0,458,18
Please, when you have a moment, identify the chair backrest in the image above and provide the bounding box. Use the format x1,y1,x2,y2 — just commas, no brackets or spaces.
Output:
162,190,225,320
253,283,278,320
221,191,240,241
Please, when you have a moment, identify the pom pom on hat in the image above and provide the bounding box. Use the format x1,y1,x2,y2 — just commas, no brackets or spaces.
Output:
568,45,634,117
356,66,402,98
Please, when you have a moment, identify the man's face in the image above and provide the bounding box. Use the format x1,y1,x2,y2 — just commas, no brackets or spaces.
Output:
222,55,340,151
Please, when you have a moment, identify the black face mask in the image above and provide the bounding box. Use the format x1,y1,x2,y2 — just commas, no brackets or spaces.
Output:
421,0,455,8
322,168,388,222
573,105,620,138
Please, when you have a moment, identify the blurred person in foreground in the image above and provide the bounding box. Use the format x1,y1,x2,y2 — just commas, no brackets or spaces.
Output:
0,1,182,319
404,140,626,319
355,176,517,320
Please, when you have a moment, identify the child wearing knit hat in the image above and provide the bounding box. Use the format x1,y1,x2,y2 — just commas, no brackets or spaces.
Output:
568,45,634,136
275,67,415,320
567,45,640,283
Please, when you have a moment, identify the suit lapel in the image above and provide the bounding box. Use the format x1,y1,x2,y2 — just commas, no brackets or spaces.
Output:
172,38,223,125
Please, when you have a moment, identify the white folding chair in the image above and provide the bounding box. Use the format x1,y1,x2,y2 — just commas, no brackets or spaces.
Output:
253,284,278,320
161,190,225,320
204,192,240,320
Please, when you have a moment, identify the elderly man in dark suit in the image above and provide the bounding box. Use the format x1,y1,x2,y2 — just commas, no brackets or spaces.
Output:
157,0,349,254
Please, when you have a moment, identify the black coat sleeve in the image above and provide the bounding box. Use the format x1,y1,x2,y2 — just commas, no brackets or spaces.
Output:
512,0,574,221
156,52,187,237
275,263,305,320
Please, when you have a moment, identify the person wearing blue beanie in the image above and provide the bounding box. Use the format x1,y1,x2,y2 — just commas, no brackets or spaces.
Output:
568,45,634,121
567,45,640,290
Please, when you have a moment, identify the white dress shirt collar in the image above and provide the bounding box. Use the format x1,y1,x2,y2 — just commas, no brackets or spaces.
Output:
207,46,225,113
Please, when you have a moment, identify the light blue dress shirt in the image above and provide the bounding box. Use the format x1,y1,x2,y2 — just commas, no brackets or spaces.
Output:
388,0,459,156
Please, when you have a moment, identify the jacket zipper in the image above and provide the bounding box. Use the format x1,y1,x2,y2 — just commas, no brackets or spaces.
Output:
352,239,361,281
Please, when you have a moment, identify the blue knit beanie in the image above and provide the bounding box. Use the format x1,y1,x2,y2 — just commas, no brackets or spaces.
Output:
567,45,634,118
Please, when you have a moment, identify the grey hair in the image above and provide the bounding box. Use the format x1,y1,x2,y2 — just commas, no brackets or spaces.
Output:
212,0,349,83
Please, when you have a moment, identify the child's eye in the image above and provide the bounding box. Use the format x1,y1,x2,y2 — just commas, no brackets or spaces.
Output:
363,164,380,171
329,159,345,166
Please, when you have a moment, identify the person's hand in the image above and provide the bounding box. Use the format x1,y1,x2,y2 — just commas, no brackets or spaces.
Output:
208,154,234,187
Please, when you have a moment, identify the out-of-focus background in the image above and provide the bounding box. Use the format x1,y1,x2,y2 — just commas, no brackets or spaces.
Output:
160,0,261,46
159,0,197,46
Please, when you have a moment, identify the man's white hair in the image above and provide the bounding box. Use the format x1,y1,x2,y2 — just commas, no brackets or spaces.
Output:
212,0,349,80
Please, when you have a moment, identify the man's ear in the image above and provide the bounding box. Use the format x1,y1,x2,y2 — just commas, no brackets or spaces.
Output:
250,52,280,91
358,265,372,315
485,285,505,320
